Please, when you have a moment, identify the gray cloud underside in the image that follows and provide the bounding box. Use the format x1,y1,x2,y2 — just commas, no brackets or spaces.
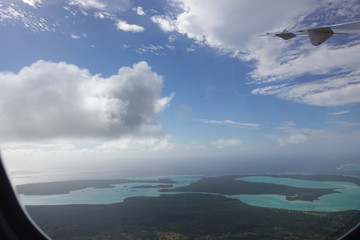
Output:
0,61,174,140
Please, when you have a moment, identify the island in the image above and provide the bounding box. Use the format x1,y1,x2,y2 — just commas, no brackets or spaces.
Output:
26,193,360,240
16,178,176,195
159,175,341,201
19,174,360,239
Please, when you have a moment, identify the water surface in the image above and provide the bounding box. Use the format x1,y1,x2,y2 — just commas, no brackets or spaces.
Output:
18,175,360,212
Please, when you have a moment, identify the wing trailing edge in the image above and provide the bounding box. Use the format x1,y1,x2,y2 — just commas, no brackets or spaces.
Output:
307,27,334,46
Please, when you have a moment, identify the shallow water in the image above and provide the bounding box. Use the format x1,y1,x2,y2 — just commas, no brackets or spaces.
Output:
234,176,360,211
18,175,201,205
238,176,357,189
228,189,360,212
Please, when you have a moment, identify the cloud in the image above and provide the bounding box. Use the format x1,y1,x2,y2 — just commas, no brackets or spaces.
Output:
162,0,360,107
276,133,308,146
199,119,259,128
2,135,175,155
246,42,360,83
252,73,360,106
71,33,87,39
93,11,145,33
271,121,325,146
69,0,131,12
94,135,174,152
212,139,243,148
0,60,174,140
328,110,350,116
133,6,145,16
167,0,314,50
92,9,145,33
22,0,42,8
93,11,117,20
0,3,53,32
136,44,165,55
151,16,176,32
115,20,144,32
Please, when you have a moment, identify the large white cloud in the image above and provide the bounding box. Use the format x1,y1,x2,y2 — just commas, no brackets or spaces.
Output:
162,0,314,50
0,60,174,140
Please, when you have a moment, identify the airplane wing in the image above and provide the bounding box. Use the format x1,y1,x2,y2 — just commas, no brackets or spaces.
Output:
266,20,360,46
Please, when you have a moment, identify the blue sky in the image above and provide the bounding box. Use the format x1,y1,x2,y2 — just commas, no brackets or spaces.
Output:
1,0,360,182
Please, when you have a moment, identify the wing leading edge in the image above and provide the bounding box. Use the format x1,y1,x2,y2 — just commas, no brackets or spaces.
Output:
267,20,360,46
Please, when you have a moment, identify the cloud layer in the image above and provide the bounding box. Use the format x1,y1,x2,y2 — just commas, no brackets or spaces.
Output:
0,61,173,140
151,0,360,107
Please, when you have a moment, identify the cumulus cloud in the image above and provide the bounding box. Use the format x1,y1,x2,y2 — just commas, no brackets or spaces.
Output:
69,0,131,12
199,119,259,128
0,60,174,140
212,139,243,148
133,6,145,16
115,20,144,32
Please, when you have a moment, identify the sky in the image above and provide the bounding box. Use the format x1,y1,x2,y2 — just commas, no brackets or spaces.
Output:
1,0,360,183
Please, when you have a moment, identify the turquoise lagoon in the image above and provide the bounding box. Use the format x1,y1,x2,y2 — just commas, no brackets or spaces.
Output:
231,176,360,212
18,176,201,205
18,175,360,212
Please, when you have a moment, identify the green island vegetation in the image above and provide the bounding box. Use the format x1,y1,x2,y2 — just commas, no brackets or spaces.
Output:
22,174,360,239
159,175,344,201
27,193,360,240
16,178,176,195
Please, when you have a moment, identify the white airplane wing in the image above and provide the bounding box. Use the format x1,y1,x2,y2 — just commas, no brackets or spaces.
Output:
266,20,360,46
